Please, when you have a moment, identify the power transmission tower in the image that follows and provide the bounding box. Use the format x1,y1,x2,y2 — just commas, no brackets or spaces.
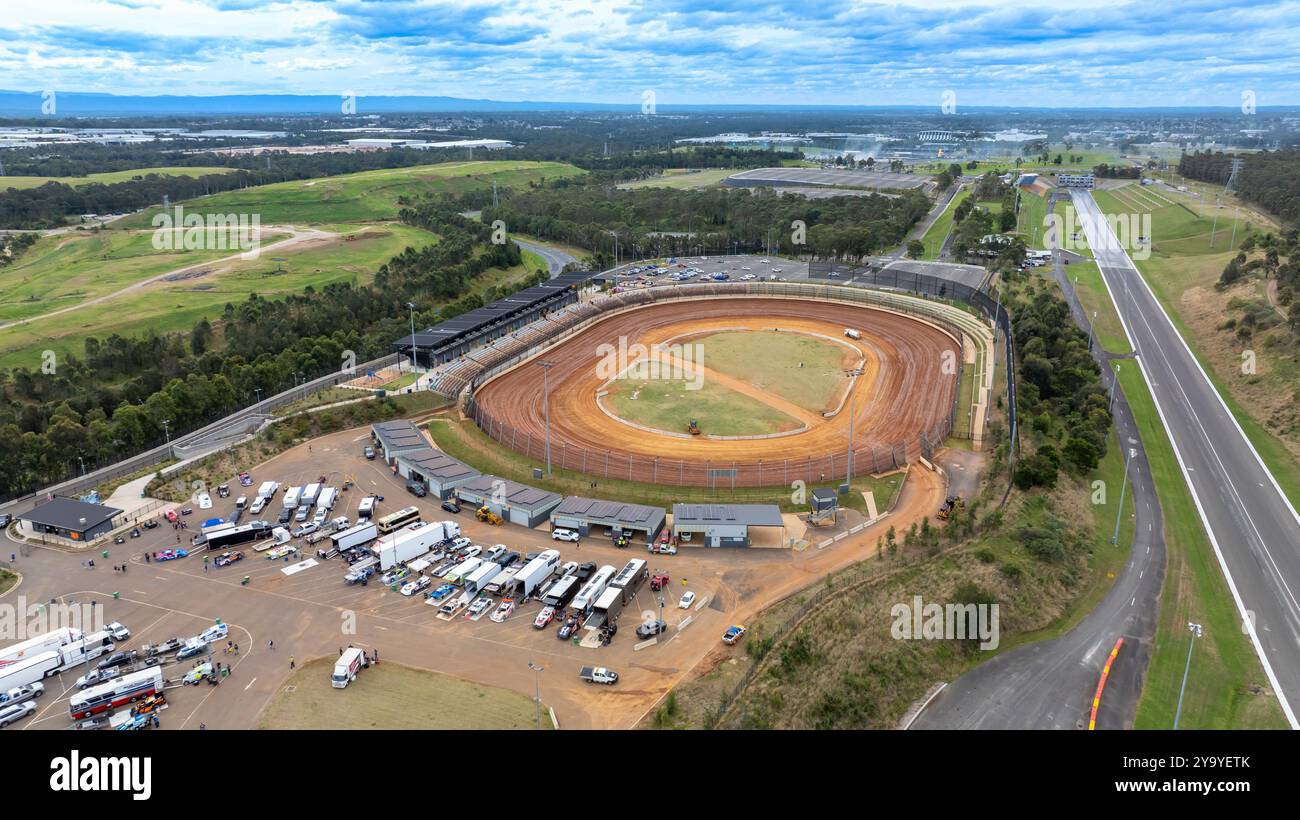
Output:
1225,156,1243,193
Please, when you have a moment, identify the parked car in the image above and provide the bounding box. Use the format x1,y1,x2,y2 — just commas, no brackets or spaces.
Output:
156,549,187,562
0,700,37,728
636,619,668,639
180,507,193,516
364,446,376,460
406,480,427,498
97,650,137,671
534,606,556,629
142,519,158,530
292,523,318,538
182,662,215,685
551,528,580,543
465,597,493,619
381,566,411,586
457,545,482,561
401,576,432,597
278,508,293,525
451,536,472,551
197,493,212,510
0,682,44,706
177,642,209,661
575,562,597,581
489,600,516,623
650,573,670,591
106,622,130,641
0,513,11,528
679,591,697,609
214,551,244,567
441,499,461,514
723,624,747,645
557,614,581,640
294,505,311,522
484,545,506,562
426,583,457,602
496,551,519,567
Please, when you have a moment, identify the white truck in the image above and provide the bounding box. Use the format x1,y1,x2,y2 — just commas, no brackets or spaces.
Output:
331,522,377,553
332,647,365,689
317,487,338,511
579,666,619,685
507,549,561,599
376,522,445,570
0,627,83,669
283,486,302,510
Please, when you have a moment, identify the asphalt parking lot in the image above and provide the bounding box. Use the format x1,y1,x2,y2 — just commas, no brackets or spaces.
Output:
605,254,811,288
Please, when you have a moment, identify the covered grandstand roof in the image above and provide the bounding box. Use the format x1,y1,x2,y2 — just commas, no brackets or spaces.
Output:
393,270,591,355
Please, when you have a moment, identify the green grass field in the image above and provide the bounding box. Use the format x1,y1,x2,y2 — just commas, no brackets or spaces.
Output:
115,160,584,227
0,166,236,191
0,223,434,371
604,377,800,436
618,168,734,190
257,657,551,730
1064,261,1132,355
1015,187,1049,250
920,187,970,259
696,330,848,413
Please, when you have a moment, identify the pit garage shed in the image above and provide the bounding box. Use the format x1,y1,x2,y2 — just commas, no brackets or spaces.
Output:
19,497,123,542
549,496,666,546
454,474,563,528
671,503,786,548
370,420,428,465
394,447,481,500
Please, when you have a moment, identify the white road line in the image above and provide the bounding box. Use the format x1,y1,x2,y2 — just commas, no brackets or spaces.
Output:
243,677,257,691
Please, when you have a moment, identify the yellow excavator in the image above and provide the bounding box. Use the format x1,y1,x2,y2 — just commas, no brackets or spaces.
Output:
476,505,504,526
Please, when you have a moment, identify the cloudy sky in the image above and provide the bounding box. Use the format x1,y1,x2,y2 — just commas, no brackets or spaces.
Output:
2,0,1298,107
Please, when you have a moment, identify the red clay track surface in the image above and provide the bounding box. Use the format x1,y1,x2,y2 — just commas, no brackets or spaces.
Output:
471,297,959,487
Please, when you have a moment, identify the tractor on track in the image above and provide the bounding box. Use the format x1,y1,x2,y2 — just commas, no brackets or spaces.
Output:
687,419,701,436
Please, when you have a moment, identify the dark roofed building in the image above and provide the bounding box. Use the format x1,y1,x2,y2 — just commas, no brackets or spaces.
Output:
454,474,563,528
394,447,481,499
672,503,786,548
19,497,123,542
550,496,666,546
370,420,428,464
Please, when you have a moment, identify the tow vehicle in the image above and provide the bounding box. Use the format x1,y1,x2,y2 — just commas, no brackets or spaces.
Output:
723,625,747,645
0,682,44,706
214,550,244,567
578,666,619,685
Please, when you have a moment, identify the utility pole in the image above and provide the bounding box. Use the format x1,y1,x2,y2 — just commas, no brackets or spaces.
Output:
1173,622,1203,729
1112,446,1132,544
540,361,554,476
1229,207,1240,250
527,662,544,730
845,368,864,486
161,419,172,446
407,302,419,372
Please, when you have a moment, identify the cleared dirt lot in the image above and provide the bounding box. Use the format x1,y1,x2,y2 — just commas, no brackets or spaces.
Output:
6,421,948,730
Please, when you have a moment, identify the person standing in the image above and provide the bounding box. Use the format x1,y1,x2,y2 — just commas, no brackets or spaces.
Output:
289,656,295,670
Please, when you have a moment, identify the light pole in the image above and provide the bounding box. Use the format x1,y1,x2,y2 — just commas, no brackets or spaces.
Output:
254,387,262,405
1112,446,1132,544
77,455,86,476
844,368,864,487
527,662,544,730
1087,310,1097,350
161,419,171,446
407,302,419,373
1173,622,1203,729
539,361,554,476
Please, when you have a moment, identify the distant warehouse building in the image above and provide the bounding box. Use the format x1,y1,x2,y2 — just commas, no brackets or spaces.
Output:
549,497,666,547
369,420,429,465
455,474,562,528
1055,172,1095,189
394,448,480,500
671,503,786,548
19,497,123,542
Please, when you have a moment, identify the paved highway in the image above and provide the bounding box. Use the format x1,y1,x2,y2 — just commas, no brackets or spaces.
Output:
913,225,1166,729
1070,188,1300,728
512,237,577,279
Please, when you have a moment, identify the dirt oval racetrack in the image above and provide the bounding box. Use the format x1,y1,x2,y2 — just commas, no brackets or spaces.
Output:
469,296,960,487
